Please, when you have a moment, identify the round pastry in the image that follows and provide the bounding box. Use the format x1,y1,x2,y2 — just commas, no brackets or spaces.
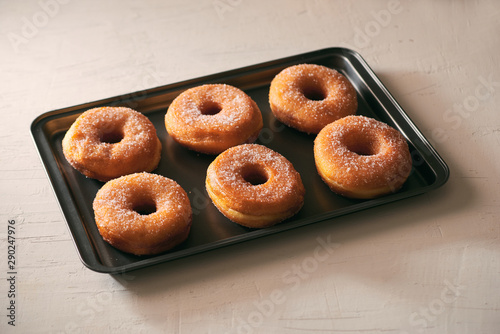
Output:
93,172,192,256
269,63,358,134
206,144,305,228
165,84,263,154
314,115,412,199
62,107,162,182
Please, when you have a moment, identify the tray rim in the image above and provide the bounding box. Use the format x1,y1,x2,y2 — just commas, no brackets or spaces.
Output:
30,47,450,274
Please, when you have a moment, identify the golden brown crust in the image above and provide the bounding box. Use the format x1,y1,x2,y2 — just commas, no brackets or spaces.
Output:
93,173,192,255
269,64,358,134
62,107,162,182
206,144,305,228
314,116,412,199
165,84,263,154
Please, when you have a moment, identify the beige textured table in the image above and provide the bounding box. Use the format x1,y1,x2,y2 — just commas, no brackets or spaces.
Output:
1,1,499,333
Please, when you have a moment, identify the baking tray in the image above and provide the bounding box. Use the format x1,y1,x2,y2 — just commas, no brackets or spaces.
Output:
31,47,449,274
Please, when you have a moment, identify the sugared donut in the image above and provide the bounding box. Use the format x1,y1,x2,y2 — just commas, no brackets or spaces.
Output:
314,115,412,199
165,84,263,154
93,173,192,256
62,107,162,182
206,144,305,228
269,64,358,134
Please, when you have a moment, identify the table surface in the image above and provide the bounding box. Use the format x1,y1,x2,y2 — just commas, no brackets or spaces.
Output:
1,1,499,333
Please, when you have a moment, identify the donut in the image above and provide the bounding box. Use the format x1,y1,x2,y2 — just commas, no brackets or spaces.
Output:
269,63,358,134
62,107,162,182
206,144,305,228
165,84,263,154
314,115,412,199
93,173,192,256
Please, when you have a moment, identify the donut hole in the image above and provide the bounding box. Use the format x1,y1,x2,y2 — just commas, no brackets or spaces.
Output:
344,133,380,156
132,199,157,216
99,129,124,144
301,81,327,101
242,164,269,186
199,100,222,116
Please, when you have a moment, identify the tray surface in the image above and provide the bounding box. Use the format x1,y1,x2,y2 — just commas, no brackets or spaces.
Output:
31,48,449,273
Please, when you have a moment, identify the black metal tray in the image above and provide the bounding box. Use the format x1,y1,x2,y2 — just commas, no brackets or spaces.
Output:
31,48,449,274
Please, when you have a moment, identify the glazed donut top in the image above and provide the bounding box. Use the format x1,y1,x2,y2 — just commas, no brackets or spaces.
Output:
316,115,411,189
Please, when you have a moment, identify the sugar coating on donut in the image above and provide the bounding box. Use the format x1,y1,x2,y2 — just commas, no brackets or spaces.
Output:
206,144,305,228
278,67,353,110
165,84,263,154
93,173,192,255
314,115,412,198
62,107,162,182
71,110,149,156
269,64,358,134
212,145,296,198
178,92,247,128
